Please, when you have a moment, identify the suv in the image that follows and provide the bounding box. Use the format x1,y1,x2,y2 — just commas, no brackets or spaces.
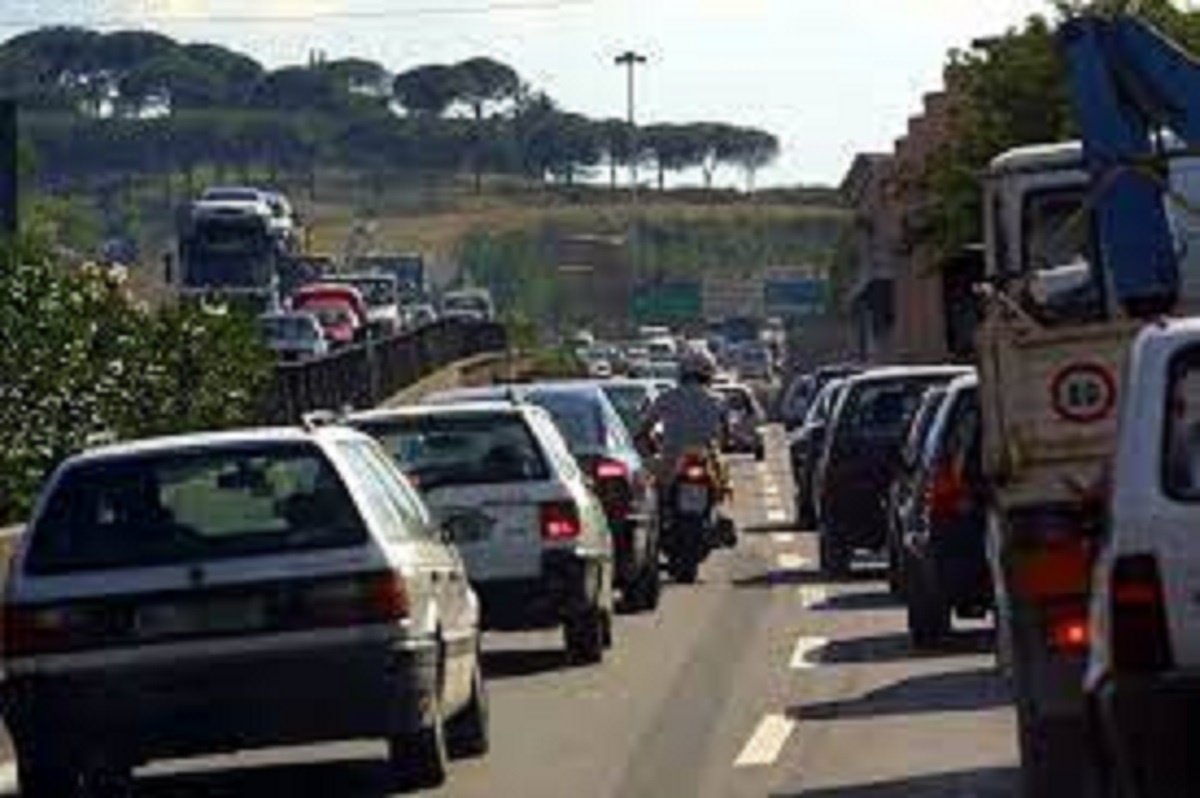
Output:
816,366,971,577
2,426,485,795
349,402,616,663
430,384,661,614
897,374,991,647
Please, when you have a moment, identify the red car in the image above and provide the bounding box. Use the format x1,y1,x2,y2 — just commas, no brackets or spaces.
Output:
291,284,368,347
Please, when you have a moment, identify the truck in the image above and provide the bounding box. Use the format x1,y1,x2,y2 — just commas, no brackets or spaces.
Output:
978,14,1200,796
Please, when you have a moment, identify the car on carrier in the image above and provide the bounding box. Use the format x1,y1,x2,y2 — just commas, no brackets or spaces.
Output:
2,425,486,796
815,366,971,578
896,373,992,648
427,384,661,613
348,401,616,664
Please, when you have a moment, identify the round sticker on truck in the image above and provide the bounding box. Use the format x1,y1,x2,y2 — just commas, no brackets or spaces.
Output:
1050,363,1117,424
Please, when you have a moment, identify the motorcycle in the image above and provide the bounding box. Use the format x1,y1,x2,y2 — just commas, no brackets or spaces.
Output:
660,449,737,584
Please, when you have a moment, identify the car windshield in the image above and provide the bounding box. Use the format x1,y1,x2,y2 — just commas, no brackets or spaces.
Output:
526,390,605,452
28,445,367,575
260,315,316,341
353,414,549,490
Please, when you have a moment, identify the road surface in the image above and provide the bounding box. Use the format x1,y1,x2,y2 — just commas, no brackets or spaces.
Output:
7,429,1019,797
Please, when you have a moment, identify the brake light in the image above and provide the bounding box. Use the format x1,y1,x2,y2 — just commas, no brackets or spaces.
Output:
1046,602,1090,654
3,604,103,657
1111,554,1173,674
927,464,967,526
300,572,410,627
595,459,628,481
541,502,582,541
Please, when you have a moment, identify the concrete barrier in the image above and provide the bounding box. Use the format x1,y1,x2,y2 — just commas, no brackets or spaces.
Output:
383,351,531,408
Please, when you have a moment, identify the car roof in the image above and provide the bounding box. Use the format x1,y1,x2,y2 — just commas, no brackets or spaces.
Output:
349,401,529,423
65,426,369,467
845,365,972,386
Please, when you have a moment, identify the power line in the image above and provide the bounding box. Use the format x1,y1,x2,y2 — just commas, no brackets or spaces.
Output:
0,0,599,29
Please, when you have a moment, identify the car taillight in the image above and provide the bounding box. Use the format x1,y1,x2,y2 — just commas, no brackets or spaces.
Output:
1045,602,1090,655
926,464,967,526
3,603,107,657
300,572,410,628
1111,554,1173,674
595,459,628,481
541,502,582,541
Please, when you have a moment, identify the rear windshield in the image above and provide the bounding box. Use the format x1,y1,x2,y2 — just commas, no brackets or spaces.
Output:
355,414,550,490
842,378,949,441
603,384,651,427
527,391,605,451
28,444,366,575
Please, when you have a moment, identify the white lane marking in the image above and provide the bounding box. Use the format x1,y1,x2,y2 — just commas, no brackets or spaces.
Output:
763,484,781,497
798,585,828,610
755,462,770,474
767,510,788,524
790,636,829,670
776,553,810,572
734,714,796,768
771,532,797,545
0,763,16,793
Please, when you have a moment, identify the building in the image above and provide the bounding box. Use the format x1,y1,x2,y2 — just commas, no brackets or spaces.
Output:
840,153,898,361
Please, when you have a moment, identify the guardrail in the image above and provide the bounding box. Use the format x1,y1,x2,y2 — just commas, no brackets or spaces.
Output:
262,319,508,423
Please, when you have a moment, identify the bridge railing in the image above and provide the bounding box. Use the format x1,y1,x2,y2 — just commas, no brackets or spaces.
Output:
262,319,508,423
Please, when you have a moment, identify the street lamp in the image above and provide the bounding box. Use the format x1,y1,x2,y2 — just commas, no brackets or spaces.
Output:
614,51,648,197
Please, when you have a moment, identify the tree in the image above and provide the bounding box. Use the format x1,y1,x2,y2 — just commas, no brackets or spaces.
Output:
393,64,463,116
319,58,390,96
253,66,348,112
725,128,780,191
92,30,177,73
598,118,633,189
119,51,227,112
455,57,521,191
642,123,705,190
181,43,264,105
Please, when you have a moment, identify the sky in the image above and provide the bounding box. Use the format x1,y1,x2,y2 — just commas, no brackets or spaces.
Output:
0,0,1051,185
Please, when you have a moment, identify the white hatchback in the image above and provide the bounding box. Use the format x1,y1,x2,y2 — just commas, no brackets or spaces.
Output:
349,401,616,665
2,426,485,796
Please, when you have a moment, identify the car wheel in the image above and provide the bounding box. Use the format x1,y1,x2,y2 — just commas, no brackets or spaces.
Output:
818,525,851,579
622,544,662,613
17,746,81,798
564,607,605,665
905,550,950,649
389,687,449,790
446,654,490,759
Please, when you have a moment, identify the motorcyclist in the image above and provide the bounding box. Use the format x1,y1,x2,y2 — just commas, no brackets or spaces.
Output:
638,347,729,488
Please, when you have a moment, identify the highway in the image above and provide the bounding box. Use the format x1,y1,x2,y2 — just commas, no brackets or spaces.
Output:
4,429,1018,797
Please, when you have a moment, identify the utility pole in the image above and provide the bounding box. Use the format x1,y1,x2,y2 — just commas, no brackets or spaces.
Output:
614,51,648,305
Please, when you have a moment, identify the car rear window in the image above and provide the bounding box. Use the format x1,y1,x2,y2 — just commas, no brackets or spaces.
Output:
356,414,550,490
603,384,651,428
526,391,605,451
843,378,946,441
27,444,367,575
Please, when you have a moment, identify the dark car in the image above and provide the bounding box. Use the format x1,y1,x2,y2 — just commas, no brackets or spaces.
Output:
899,374,991,647
789,377,850,529
428,383,661,613
815,366,971,578
885,384,951,598
779,364,862,430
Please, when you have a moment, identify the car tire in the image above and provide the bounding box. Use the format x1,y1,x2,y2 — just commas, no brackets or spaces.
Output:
389,688,449,790
622,543,662,614
886,535,905,599
906,550,950,649
669,552,700,584
818,526,851,579
446,655,490,759
564,607,605,665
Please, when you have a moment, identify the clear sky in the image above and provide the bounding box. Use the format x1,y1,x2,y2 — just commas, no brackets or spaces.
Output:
2,0,1051,185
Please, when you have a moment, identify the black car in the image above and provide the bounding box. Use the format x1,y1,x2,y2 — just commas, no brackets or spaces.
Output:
885,384,951,598
816,366,971,578
429,383,661,613
789,377,849,529
899,374,991,647
779,364,862,430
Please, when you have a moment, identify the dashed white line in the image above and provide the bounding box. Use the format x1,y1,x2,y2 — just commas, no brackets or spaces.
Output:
789,636,829,670
798,585,828,610
734,714,796,768
776,553,811,572
771,532,797,545
763,484,781,497
766,509,788,524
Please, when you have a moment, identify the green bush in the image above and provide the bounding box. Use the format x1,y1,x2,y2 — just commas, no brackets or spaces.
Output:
0,247,271,524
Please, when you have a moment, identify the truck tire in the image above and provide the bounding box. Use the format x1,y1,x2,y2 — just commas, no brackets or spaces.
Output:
819,526,851,579
905,551,950,649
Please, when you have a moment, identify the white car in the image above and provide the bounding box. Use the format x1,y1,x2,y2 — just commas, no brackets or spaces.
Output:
349,401,616,664
1088,318,1200,796
2,426,486,795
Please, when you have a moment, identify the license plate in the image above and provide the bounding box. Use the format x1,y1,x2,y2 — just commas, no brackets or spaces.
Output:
677,484,710,514
136,598,267,639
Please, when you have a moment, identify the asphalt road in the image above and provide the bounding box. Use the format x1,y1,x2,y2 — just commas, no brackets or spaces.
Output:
4,428,1020,797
